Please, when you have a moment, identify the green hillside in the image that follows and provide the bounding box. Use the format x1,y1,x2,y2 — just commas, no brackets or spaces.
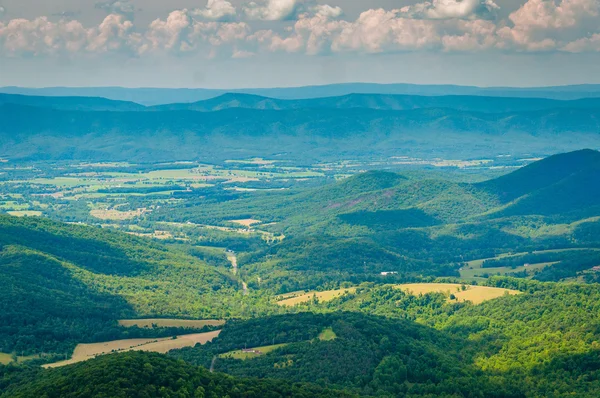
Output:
0,351,352,398
0,215,256,356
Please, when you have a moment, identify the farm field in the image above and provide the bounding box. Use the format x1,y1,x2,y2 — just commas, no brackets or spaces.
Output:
463,248,600,269
118,319,226,329
44,330,221,369
395,283,521,304
0,353,42,365
459,262,558,279
219,343,289,360
276,288,357,306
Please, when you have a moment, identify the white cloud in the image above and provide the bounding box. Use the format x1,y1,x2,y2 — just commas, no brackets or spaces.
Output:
562,33,600,51
400,0,499,20
192,0,237,22
243,0,303,21
2,0,600,59
496,0,600,51
0,6,6,17
313,4,343,19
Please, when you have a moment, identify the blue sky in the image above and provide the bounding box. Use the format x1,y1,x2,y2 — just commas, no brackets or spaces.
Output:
0,0,599,88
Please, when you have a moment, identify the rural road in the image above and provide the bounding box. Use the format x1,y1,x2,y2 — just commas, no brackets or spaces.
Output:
227,251,248,296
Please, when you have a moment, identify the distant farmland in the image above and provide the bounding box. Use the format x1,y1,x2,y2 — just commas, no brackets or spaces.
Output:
396,283,520,304
44,330,221,368
276,288,357,306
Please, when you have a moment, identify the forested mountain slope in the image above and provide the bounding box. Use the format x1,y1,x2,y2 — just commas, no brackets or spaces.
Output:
0,215,245,355
152,151,600,290
1,351,352,398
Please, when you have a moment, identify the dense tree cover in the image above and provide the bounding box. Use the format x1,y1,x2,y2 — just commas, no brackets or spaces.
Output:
171,312,519,397
168,279,600,396
0,215,283,356
148,152,600,292
1,352,355,398
480,249,600,281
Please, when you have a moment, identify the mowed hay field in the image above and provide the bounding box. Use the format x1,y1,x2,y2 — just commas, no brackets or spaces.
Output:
219,343,289,360
396,283,520,304
230,219,261,227
118,319,225,329
44,330,221,369
90,208,146,220
277,288,357,306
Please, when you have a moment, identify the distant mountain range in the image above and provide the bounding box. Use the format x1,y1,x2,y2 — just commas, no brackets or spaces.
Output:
1,102,599,162
4,92,600,113
2,83,600,105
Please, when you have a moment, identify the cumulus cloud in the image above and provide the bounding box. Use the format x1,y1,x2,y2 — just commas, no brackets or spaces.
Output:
1,0,600,58
496,0,600,51
95,0,135,20
192,0,237,22
243,0,304,20
242,0,340,21
400,0,499,20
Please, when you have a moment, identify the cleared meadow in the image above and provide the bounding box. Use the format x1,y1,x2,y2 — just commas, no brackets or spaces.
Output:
219,343,288,360
396,283,520,304
44,330,221,368
277,288,357,306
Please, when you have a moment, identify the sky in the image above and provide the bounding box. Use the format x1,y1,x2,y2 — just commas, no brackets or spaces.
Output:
0,0,599,88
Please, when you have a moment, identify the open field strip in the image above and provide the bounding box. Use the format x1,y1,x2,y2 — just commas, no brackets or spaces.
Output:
464,248,600,269
90,208,147,220
276,288,357,306
230,219,262,227
7,211,43,217
44,330,221,369
0,353,44,365
219,344,289,360
118,319,225,329
395,283,520,304
459,262,559,279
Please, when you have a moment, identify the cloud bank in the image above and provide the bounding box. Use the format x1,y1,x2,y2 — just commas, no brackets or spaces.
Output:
0,0,599,58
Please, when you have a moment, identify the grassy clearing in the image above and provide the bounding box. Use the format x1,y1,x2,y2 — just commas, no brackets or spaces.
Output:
396,283,520,304
0,353,44,365
318,328,337,341
7,211,43,217
219,343,288,360
464,248,600,269
460,262,557,279
230,219,262,227
90,208,147,220
44,330,221,369
276,288,357,306
118,319,225,329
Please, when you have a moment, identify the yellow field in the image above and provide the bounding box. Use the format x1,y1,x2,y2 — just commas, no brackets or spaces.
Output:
90,208,146,220
118,319,225,329
44,330,221,368
0,353,42,364
230,219,262,227
219,343,288,360
7,211,42,217
276,288,357,306
396,283,520,304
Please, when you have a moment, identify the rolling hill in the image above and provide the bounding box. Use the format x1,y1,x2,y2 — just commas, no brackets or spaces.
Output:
0,215,243,355
1,104,599,162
